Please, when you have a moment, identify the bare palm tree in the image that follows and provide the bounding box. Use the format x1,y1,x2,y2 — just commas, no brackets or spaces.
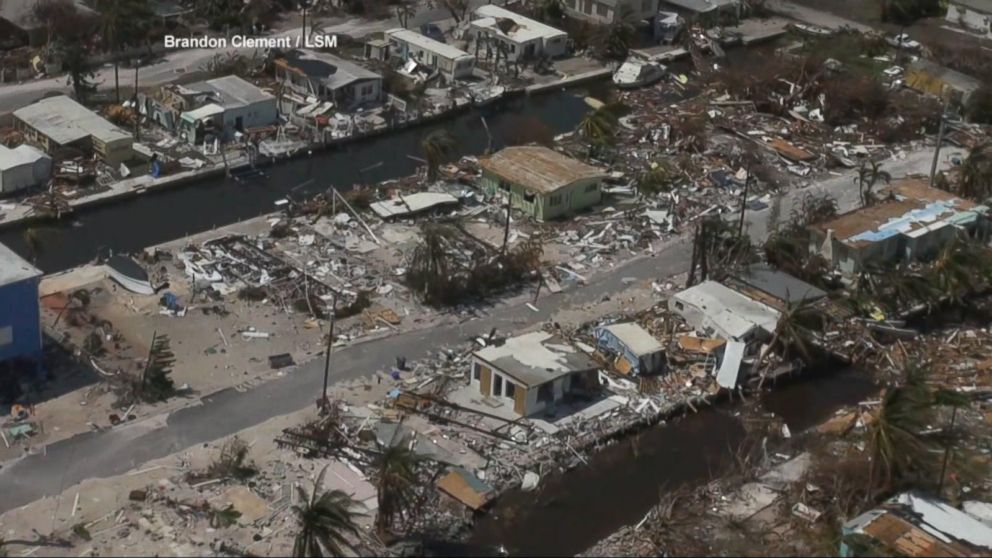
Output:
927,234,992,303
958,142,992,203
420,129,456,181
854,159,892,207
292,465,364,557
577,100,626,158
373,442,422,537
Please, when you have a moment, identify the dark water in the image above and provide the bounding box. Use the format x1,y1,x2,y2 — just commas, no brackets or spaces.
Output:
762,368,879,433
470,369,878,556
0,92,592,273
471,409,746,557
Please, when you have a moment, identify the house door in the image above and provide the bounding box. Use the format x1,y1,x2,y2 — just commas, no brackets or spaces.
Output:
235,116,244,132
525,43,535,58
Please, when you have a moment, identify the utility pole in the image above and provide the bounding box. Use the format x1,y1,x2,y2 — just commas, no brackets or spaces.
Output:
737,160,751,237
320,293,337,412
930,99,951,186
133,59,140,142
937,405,959,495
301,0,311,46
502,194,511,251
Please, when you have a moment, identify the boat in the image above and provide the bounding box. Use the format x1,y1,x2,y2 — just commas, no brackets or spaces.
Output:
789,23,832,37
106,255,155,295
468,83,506,107
612,59,666,89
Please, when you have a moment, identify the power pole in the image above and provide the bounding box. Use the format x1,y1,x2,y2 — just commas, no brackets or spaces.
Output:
930,99,951,186
320,293,337,412
737,160,751,238
502,194,511,251
937,405,959,495
133,60,140,142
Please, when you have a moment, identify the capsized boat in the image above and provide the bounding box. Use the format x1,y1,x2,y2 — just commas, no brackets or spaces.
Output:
612,59,666,89
107,255,155,295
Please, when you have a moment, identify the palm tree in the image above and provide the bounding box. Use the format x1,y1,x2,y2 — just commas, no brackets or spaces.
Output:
577,101,626,158
395,1,415,28
854,159,891,208
637,161,674,196
958,142,992,203
533,0,564,23
599,6,636,62
292,465,364,557
866,362,967,498
927,235,992,303
420,130,456,181
97,0,151,104
373,442,422,537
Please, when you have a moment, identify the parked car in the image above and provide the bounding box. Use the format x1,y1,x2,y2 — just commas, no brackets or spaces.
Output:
886,33,921,51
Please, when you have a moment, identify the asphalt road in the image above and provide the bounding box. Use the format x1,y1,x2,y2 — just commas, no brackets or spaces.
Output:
0,142,954,514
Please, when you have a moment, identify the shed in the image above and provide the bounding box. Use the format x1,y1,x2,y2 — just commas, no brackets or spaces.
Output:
478,146,607,221
595,322,665,375
0,144,52,194
0,242,43,366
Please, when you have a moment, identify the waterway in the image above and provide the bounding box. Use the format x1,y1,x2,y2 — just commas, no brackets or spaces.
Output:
470,369,879,557
0,91,593,273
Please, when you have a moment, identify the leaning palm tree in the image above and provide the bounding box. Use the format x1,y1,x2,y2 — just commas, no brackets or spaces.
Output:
927,235,992,304
599,5,636,62
420,129,456,182
854,159,892,208
292,466,364,558
755,296,828,387
958,142,992,203
373,442,422,537
577,101,626,157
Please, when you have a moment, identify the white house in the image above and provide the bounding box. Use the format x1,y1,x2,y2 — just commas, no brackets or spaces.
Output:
0,144,51,194
180,75,278,143
564,0,659,25
469,5,568,62
274,49,382,112
384,28,476,81
946,0,992,38
669,280,780,344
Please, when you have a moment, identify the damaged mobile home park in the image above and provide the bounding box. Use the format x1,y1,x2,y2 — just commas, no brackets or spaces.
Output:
6,1,992,556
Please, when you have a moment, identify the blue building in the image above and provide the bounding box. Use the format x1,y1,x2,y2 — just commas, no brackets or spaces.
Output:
0,242,42,368
595,322,665,376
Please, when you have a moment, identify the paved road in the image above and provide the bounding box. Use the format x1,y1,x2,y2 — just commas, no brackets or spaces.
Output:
0,144,954,513
0,2,484,114
764,0,873,33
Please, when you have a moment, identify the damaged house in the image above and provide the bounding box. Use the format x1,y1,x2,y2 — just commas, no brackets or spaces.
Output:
468,5,568,62
478,146,606,221
383,29,476,82
145,76,277,144
809,179,992,276
904,60,982,107
13,95,135,166
669,280,780,346
274,49,382,116
595,322,665,376
470,331,601,417
841,492,992,557
725,264,827,312
945,0,992,38
564,0,659,26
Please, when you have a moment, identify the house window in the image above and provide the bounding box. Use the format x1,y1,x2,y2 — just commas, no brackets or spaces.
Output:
473,364,481,381
360,84,375,96
596,2,608,16
584,0,592,13
505,381,516,398
674,301,684,310
549,194,562,206
537,383,554,403
493,374,503,397
584,183,597,192
499,180,511,192
523,192,535,203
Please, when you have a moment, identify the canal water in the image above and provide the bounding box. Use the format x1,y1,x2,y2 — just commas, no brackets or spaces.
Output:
470,369,878,557
0,91,593,273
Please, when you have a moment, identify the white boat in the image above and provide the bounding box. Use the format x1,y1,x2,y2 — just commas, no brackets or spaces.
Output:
469,83,506,107
106,255,155,295
612,60,666,89
790,23,832,37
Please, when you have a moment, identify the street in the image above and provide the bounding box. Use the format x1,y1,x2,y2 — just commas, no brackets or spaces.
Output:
0,143,954,512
